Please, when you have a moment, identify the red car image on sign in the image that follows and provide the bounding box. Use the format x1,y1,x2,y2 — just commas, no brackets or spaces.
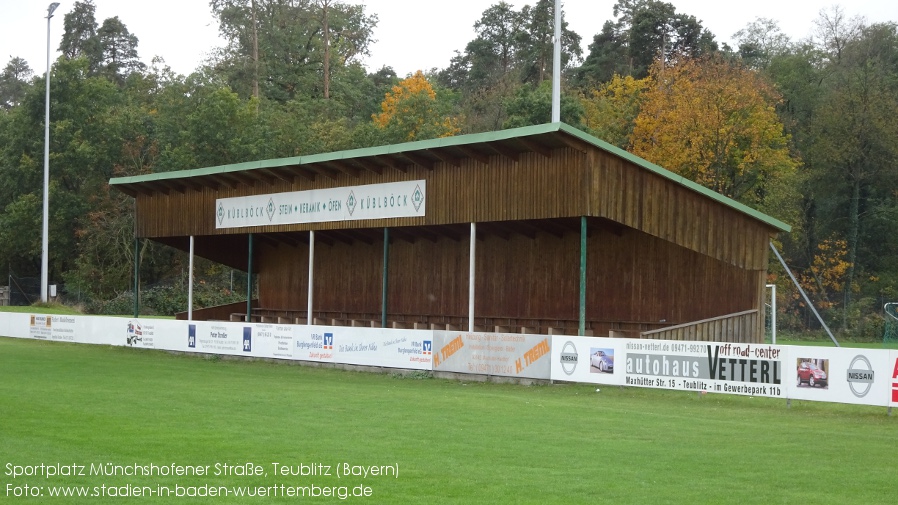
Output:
797,360,828,388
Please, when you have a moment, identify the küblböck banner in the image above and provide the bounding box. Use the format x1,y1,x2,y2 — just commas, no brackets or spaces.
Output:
215,180,426,228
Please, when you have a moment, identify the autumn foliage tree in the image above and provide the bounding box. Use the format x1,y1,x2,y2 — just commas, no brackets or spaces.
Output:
630,55,799,207
799,237,853,311
372,70,459,142
579,74,648,149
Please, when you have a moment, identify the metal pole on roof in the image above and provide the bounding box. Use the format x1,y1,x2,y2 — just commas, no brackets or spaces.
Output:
769,242,839,347
551,0,561,123
246,233,253,321
469,223,476,332
188,235,194,321
579,216,587,336
381,227,389,328
307,230,315,325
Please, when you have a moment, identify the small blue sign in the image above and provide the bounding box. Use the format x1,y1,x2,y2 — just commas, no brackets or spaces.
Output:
323,333,334,350
423,340,432,355
243,327,252,352
188,324,196,348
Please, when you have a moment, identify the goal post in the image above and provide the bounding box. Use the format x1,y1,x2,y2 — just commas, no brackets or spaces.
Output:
883,303,898,347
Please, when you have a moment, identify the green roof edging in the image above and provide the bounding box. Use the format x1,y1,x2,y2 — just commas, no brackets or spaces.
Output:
109,122,790,233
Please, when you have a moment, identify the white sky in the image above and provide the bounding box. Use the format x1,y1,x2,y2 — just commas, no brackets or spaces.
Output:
2,1,897,78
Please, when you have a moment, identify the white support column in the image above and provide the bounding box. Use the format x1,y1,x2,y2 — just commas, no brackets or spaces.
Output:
469,223,476,333
188,235,194,321
767,284,777,344
307,230,315,325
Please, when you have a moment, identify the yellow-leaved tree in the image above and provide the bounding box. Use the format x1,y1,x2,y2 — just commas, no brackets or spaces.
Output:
372,70,459,142
579,74,649,149
630,55,799,210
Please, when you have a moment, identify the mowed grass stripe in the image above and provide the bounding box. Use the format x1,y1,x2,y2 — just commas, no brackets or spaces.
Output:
1,337,895,504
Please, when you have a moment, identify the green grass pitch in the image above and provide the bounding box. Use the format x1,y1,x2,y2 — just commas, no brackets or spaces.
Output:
1,337,895,504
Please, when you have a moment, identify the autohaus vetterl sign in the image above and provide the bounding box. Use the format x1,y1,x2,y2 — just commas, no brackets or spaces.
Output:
216,180,426,229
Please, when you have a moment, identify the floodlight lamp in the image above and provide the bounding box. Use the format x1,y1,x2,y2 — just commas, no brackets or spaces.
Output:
48,3,60,17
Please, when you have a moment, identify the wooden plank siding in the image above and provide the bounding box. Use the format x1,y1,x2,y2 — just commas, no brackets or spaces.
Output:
589,154,774,271
639,310,761,343
252,222,762,337
134,148,587,238
135,144,774,271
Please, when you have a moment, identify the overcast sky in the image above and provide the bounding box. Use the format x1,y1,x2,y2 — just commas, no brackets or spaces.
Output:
3,1,898,78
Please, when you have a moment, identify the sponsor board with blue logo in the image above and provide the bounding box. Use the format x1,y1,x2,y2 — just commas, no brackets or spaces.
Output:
242,327,252,352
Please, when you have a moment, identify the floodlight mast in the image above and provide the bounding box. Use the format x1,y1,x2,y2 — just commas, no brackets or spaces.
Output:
42,2,60,302
551,0,561,123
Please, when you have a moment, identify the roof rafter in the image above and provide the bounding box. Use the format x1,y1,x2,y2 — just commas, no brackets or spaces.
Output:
518,137,553,158
397,151,435,170
323,159,361,178
454,145,491,165
486,141,519,162
373,154,408,173
428,149,461,167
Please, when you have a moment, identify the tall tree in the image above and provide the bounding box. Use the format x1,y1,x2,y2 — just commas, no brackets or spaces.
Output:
515,0,582,86
96,16,145,82
575,21,629,86
804,19,898,328
579,74,648,149
58,0,102,70
210,0,376,102
371,70,459,143
438,1,581,132
0,56,128,279
0,57,33,110
503,80,584,128
439,2,525,132
733,17,791,70
576,0,717,83
630,55,799,206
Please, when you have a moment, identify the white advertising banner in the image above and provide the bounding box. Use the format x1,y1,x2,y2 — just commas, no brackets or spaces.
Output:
432,331,551,379
293,325,432,370
624,340,787,397
14,313,91,344
785,346,892,406
784,346,893,406
112,318,188,351
549,335,625,385
550,337,789,398
215,180,426,229
251,322,296,360
187,321,254,356
6,312,898,408
293,326,337,363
